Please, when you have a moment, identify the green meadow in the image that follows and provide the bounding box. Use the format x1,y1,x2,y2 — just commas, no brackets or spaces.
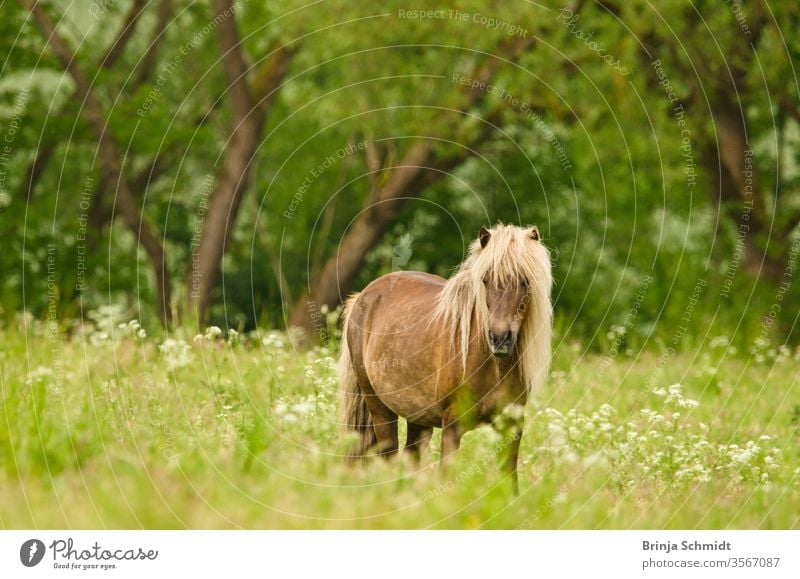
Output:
1,315,797,529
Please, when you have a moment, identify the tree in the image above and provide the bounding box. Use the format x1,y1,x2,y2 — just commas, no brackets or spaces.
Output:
17,0,293,327
287,4,587,334
186,0,293,325
19,0,175,324
599,0,800,280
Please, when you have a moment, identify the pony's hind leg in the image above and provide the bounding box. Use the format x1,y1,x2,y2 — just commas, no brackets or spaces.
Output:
347,419,377,462
345,375,399,458
363,392,399,457
404,422,432,459
370,411,399,457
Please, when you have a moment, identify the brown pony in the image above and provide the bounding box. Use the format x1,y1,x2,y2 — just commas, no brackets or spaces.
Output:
338,223,552,482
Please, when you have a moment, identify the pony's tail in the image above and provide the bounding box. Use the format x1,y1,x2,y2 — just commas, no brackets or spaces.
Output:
338,293,369,433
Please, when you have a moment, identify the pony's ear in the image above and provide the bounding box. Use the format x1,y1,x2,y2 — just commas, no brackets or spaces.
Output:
479,227,491,248
529,226,540,241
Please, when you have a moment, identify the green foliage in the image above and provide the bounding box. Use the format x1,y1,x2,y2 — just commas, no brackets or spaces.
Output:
1,0,799,351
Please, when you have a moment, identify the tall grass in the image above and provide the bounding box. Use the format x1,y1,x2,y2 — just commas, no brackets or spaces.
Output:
0,312,798,529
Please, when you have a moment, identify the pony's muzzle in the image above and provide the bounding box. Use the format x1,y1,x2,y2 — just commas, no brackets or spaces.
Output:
488,329,514,357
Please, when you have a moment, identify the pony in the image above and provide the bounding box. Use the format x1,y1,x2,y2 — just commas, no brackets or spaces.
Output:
337,223,553,485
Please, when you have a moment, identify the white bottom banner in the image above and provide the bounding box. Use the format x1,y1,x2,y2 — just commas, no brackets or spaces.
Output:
2,531,798,578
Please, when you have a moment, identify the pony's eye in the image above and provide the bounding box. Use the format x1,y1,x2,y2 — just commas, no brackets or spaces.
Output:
482,277,489,286
522,278,529,288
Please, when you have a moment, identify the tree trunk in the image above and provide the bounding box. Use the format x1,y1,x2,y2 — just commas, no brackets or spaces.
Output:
184,0,293,325
186,120,262,323
704,96,784,280
288,143,431,331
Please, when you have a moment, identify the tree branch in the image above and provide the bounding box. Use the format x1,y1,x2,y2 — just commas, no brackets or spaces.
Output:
22,0,166,202
251,42,295,117
21,141,55,202
212,0,252,123
133,0,174,87
99,0,146,69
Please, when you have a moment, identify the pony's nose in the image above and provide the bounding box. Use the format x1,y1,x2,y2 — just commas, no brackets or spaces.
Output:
488,330,513,348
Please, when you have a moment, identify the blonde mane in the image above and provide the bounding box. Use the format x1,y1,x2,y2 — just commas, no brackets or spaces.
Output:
432,223,553,392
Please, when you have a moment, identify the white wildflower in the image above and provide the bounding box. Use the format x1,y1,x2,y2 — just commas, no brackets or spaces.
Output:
598,403,616,416
709,336,729,349
503,404,525,421
26,365,53,383
583,452,608,469
159,338,191,370
544,408,564,419
560,450,579,464
292,400,315,416
205,326,223,340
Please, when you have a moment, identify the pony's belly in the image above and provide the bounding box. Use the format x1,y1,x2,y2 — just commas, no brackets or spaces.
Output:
369,360,443,426
381,390,443,428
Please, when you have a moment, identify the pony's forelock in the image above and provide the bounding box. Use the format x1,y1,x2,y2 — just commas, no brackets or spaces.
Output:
433,223,553,392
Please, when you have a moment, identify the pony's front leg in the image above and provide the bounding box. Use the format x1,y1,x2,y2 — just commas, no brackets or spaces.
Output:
496,405,525,494
506,427,522,495
405,422,432,459
440,406,464,462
